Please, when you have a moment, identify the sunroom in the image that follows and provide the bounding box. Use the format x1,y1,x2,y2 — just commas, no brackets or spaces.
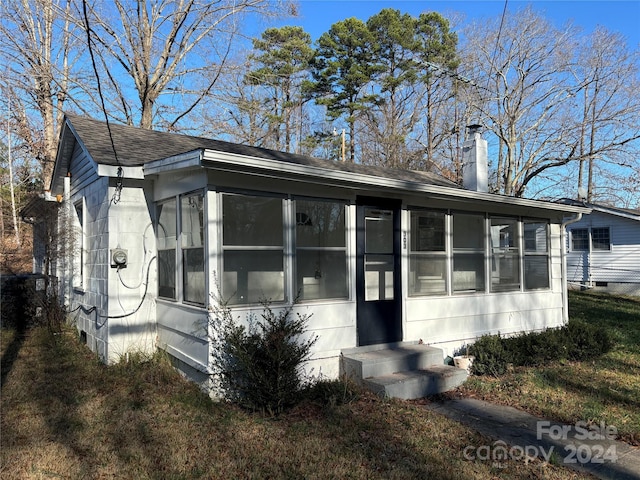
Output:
145,144,579,383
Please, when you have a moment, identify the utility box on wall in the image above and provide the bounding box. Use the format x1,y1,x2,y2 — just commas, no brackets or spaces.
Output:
111,248,128,268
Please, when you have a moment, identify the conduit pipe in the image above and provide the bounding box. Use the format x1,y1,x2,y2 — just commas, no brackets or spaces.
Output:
561,212,583,323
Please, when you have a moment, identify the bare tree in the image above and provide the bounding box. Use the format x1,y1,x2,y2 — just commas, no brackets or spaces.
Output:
0,0,78,189
81,0,295,130
206,65,280,147
462,7,640,201
572,27,640,203
463,8,577,197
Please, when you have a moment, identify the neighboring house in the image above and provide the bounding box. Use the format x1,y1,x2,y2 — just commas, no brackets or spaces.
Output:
559,199,640,296
37,114,588,394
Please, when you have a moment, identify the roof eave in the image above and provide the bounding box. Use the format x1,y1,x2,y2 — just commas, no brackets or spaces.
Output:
49,117,76,194
97,164,145,179
591,205,640,221
143,147,590,217
144,150,204,175
200,149,590,216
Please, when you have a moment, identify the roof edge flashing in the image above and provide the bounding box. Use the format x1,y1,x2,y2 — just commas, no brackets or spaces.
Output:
144,150,203,175
200,149,591,215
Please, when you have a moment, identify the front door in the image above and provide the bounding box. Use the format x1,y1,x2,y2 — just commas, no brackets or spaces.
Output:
356,198,402,346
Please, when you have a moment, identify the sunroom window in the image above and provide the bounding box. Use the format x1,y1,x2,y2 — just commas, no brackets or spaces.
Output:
222,193,284,305
181,193,205,305
452,212,486,293
295,199,348,300
490,217,520,292
409,210,447,296
524,220,550,289
157,199,177,300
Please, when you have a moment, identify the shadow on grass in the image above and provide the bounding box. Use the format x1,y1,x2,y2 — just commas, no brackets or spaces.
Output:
1,330,25,389
535,367,640,410
6,327,484,479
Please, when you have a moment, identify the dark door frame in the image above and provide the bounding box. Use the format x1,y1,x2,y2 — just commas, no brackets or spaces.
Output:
355,196,402,346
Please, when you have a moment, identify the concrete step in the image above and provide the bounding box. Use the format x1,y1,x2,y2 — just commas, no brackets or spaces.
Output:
341,343,444,380
363,366,468,400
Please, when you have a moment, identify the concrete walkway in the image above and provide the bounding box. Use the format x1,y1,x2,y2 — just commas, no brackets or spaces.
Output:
425,398,640,479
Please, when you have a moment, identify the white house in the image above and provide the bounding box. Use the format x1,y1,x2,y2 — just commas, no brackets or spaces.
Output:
41,114,589,397
560,199,640,296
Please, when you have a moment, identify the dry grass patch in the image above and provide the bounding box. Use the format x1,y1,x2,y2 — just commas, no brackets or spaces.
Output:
1,325,594,479
459,291,640,446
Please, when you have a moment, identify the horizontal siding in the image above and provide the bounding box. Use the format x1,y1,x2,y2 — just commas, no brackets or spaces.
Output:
406,290,565,357
566,211,640,284
69,142,100,195
67,141,109,360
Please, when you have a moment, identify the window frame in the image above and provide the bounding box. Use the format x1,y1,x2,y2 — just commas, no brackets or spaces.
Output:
293,197,349,302
451,211,487,294
408,209,448,296
591,227,611,251
489,215,521,293
181,191,206,306
220,191,286,306
72,199,85,290
571,228,589,251
523,219,550,290
407,210,553,297
156,197,178,301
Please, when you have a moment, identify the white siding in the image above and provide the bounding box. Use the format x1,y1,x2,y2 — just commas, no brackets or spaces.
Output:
405,222,565,357
106,182,157,362
64,141,157,363
65,143,110,360
566,211,640,288
405,291,565,357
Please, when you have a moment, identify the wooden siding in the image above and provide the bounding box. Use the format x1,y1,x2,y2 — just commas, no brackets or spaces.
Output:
69,142,100,196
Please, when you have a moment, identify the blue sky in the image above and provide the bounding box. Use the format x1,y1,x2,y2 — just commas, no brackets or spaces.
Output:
269,0,639,48
262,1,638,203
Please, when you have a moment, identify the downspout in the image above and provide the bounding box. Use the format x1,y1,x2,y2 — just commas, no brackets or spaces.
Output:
561,212,583,324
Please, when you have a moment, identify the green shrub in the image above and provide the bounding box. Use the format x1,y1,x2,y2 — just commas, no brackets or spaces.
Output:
507,328,568,366
566,319,614,360
468,334,509,376
469,320,613,376
211,300,318,415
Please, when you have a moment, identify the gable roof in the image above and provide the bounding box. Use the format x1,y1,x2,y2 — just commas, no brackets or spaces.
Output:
558,198,640,222
57,113,456,188
51,113,590,217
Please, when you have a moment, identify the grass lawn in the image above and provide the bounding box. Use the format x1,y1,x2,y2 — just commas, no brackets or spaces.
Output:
0,326,594,479
459,290,640,446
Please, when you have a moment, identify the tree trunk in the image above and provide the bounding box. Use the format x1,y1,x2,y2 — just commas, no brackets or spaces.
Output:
7,123,20,246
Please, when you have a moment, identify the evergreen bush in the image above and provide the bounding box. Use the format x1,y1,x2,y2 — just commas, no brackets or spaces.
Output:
469,320,613,376
468,334,509,376
211,299,317,415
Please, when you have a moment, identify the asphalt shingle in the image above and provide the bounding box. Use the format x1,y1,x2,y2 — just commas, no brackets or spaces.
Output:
65,113,458,188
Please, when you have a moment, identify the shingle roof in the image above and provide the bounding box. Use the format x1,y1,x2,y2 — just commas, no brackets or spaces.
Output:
557,198,640,220
65,113,458,188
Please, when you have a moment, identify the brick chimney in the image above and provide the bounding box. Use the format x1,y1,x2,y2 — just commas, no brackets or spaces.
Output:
462,124,488,193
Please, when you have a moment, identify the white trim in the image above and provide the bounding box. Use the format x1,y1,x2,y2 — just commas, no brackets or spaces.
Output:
97,164,145,179
589,205,640,222
143,151,203,175
163,344,212,374
145,148,592,216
